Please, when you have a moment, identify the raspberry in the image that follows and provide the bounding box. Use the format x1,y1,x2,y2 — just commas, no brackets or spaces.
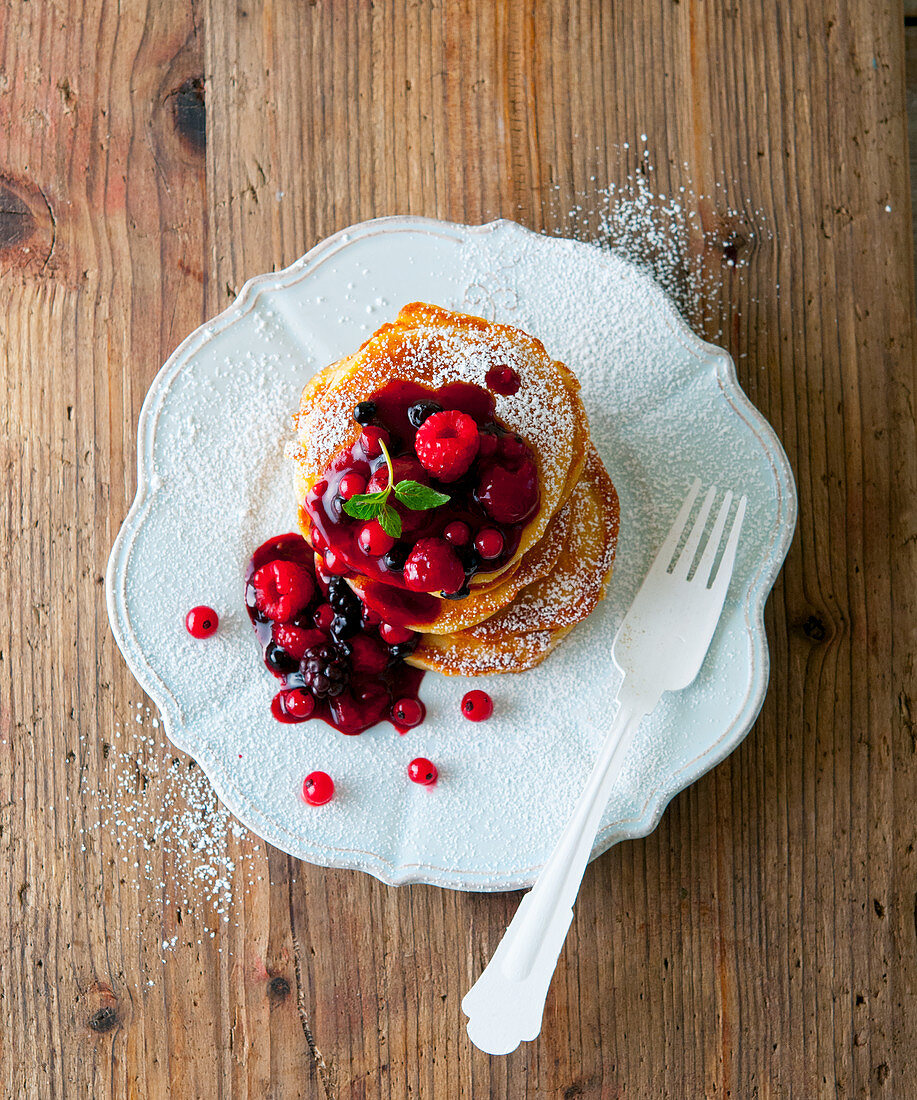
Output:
252,560,314,622
476,458,539,524
414,410,479,482
403,538,465,594
272,623,324,661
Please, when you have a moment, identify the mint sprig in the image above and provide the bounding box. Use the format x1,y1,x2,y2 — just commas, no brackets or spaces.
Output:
392,480,451,511
342,440,450,538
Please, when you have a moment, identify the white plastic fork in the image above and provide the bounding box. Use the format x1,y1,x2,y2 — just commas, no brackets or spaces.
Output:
462,479,748,1056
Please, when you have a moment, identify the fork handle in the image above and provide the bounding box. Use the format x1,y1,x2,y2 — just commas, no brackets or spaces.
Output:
501,695,646,977
462,689,651,1055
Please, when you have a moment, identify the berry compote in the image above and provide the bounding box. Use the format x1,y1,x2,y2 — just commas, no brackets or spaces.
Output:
302,379,541,625
245,533,425,736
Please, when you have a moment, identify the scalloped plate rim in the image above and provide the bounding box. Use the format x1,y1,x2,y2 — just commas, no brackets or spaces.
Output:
106,215,796,892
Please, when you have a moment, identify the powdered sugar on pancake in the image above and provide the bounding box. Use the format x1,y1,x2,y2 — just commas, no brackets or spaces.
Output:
410,626,566,677
294,304,591,595
472,477,617,637
420,450,619,670
297,310,580,500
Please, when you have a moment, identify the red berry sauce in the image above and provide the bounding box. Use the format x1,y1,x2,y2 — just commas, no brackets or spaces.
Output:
186,605,219,638
484,364,521,395
302,379,540,624
245,533,425,736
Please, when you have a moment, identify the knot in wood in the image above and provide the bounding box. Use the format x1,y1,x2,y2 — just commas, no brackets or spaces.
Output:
0,174,55,274
268,975,291,1000
88,1005,119,1033
170,76,206,154
802,614,828,642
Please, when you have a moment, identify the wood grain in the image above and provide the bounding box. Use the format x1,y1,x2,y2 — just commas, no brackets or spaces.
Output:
908,24,917,270
0,1,914,1096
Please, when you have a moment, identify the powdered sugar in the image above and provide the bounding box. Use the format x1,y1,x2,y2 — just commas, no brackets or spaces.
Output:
81,703,262,950
107,192,794,891
546,139,770,342
297,310,579,506
466,457,617,640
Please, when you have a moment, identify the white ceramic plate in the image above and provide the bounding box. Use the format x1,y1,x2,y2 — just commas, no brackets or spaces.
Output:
107,217,796,892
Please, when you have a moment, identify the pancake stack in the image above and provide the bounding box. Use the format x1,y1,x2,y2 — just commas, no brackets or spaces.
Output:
290,303,619,675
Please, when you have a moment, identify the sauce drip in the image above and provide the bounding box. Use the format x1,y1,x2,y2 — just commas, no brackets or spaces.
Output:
245,533,426,735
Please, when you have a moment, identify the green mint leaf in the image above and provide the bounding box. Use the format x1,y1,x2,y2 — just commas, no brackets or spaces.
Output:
342,490,388,521
377,502,402,539
392,480,451,511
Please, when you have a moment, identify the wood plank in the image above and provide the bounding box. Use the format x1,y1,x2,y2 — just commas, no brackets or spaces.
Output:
0,0,913,1096
908,26,917,270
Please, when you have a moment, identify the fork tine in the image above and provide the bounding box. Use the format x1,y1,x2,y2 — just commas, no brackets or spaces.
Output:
671,484,718,579
695,490,733,586
710,495,747,591
652,478,702,573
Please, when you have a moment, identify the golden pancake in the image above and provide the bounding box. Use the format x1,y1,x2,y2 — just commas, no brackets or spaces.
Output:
290,303,591,593
347,498,572,634
408,447,619,674
409,624,575,677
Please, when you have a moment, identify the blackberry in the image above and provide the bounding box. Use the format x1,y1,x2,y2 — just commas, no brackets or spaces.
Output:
353,401,377,425
330,614,358,641
301,643,351,699
407,399,443,429
265,641,298,675
326,577,361,640
328,577,360,614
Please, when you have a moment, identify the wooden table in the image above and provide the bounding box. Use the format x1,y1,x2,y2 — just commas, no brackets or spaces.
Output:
2,2,914,1096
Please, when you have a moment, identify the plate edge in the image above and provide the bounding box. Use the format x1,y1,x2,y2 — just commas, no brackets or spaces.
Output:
105,215,798,892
